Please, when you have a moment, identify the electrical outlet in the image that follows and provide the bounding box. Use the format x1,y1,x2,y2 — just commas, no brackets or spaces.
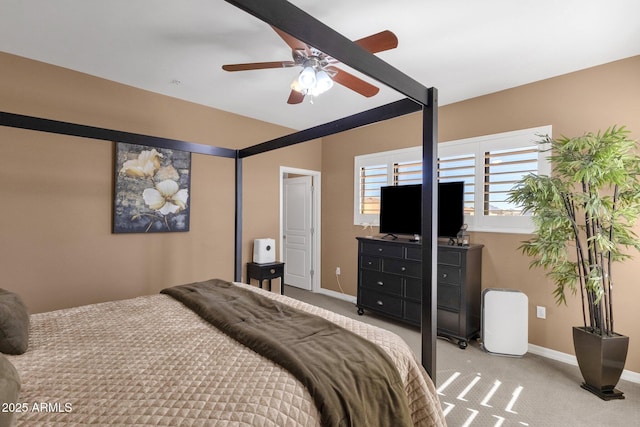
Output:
536,306,546,319
336,267,341,275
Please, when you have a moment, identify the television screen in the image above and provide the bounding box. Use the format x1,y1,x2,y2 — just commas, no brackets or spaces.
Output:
378,182,464,238
438,181,464,238
379,184,422,236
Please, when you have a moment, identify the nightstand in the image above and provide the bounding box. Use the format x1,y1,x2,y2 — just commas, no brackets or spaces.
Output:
246,262,285,295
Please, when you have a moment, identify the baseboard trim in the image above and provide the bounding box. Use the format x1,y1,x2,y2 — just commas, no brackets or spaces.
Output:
528,343,640,384
316,287,357,304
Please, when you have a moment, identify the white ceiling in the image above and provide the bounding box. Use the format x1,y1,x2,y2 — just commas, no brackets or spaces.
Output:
2,0,639,131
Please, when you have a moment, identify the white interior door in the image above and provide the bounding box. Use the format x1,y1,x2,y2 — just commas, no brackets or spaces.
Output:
283,176,312,290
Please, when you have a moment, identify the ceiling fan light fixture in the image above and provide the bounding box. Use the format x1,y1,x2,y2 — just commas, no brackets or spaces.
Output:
290,79,305,94
314,69,333,94
298,66,316,89
309,86,321,97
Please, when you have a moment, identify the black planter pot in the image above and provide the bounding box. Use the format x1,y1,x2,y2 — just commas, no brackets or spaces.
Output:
572,326,629,400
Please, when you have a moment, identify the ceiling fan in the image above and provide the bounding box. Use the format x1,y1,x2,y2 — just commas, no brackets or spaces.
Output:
222,26,398,104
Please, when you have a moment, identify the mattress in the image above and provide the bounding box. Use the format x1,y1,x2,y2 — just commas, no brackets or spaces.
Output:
7,282,445,426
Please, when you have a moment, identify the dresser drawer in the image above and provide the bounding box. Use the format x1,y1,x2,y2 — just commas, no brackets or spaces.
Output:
361,242,403,258
357,238,483,342
438,249,462,266
405,246,422,261
405,277,422,301
383,258,421,278
404,301,421,325
360,255,381,271
437,308,460,335
437,282,461,311
437,265,461,285
361,271,402,296
360,290,403,318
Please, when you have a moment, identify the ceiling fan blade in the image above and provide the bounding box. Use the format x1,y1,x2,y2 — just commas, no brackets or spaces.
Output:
287,89,305,104
222,61,296,72
325,66,380,98
354,30,398,54
271,26,311,55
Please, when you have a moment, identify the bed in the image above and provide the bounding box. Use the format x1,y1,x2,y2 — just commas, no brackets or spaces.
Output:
3,280,445,426
0,0,444,406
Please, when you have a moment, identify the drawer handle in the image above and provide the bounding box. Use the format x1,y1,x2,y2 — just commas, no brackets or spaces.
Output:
378,248,383,252
270,269,276,274
367,261,373,266
376,300,384,306
377,281,384,286
401,267,406,271
442,273,448,279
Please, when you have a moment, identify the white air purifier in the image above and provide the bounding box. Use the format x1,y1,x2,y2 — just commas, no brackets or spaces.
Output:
253,238,275,264
482,288,529,357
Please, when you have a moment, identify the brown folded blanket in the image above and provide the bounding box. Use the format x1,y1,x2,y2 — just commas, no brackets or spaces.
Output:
161,278,413,427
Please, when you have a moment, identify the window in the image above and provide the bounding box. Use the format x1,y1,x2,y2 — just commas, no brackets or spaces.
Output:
438,153,475,216
439,125,551,233
353,126,551,233
353,147,420,226
483,146,539,216
394,160,422,185
359,164,386,215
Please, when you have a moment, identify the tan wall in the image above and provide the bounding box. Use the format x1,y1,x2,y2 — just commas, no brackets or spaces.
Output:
242,142,322,274
2,48,639,373
0,52,321,313
321,56,640,372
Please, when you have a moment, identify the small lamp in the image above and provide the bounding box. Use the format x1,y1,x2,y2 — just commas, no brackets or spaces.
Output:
456,224,470,246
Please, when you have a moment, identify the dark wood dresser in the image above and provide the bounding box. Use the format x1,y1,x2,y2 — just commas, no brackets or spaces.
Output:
356,236,483,348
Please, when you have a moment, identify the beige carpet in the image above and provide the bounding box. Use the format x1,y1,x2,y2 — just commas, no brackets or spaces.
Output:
284,285,640,427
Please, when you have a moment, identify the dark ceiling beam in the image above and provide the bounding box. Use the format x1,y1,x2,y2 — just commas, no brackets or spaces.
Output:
0,111,237,158
223,0,431,106
239,98,421,158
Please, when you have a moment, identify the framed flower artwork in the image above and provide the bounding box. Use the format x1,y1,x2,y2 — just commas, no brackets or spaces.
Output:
113,142,191,233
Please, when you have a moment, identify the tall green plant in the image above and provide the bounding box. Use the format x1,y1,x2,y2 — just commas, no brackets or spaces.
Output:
508,126,640,336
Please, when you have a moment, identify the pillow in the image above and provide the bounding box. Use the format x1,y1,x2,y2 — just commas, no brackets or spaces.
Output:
0,354,21,427
0,289,30,355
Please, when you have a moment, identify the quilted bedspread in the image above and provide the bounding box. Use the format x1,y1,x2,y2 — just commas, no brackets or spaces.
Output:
7,282,445,426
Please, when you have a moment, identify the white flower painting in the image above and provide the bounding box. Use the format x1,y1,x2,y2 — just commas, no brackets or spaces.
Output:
114,143,191,233
142,180,189,215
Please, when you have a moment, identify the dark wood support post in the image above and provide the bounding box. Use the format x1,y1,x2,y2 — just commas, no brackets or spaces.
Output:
421,87,438,380
234,154,243,282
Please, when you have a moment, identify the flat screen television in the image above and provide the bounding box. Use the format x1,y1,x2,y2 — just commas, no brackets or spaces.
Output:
378,182,464,239
379,184,422,237
437,181,465,238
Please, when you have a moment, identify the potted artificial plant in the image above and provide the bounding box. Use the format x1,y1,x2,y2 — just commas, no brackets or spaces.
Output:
508,126,640,400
